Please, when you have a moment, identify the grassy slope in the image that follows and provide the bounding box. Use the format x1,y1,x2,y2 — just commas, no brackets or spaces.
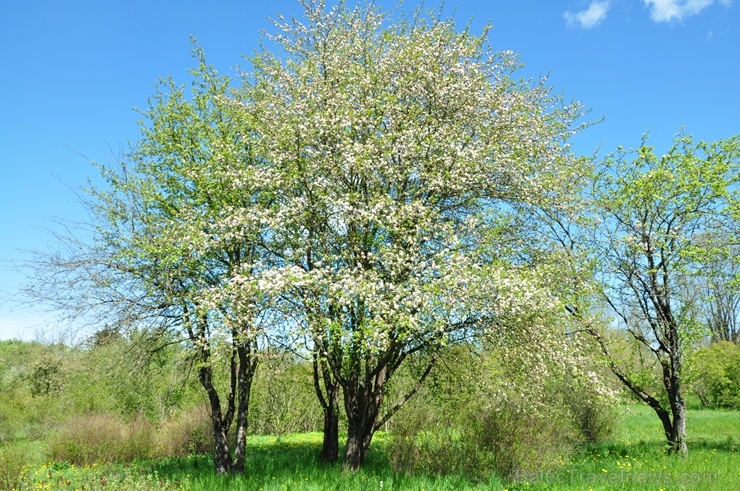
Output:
4,406,739,491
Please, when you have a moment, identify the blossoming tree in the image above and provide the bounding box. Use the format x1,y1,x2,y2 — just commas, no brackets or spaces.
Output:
27,0,600,475
247,0,590,470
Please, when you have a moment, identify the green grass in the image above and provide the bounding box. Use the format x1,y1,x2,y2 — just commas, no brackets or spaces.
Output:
551,405,739,491
4,407,739,490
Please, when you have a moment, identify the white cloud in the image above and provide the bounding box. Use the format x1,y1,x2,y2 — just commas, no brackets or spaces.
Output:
644,0,730,22
564,1,611,28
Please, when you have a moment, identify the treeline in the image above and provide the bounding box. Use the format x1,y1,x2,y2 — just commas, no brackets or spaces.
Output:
2,333,739,478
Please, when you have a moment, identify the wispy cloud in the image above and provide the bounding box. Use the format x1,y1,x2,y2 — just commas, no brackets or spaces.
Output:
644,0,732,22
564,1,611,28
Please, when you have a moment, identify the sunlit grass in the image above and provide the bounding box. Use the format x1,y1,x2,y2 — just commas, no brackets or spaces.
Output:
4,406,738,490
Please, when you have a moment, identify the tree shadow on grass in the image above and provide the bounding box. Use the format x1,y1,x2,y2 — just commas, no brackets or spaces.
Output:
689,436,737,453
144,437,360,481
144,436,487,490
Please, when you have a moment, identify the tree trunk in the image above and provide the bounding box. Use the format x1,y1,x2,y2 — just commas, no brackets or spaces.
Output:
313,350,340,463
339,355,436,471
340,367,386,471
669,400,688,456
666,357,688,456
199,361,233,474
321,393,340,463
342,424,365,472
232,341,258,474
342,415,376,471
212,420,234,474
189,315,260,475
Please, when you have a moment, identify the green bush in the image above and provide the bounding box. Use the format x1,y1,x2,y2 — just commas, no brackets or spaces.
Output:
386,342,617,482
689,341,740,409
466,396,577,480
0,444,31,491
248,357,323,436
561,383,620,443
389,391,580,481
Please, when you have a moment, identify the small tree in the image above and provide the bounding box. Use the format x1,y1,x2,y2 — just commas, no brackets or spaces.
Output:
589,132,740,456
25,49,272,474
250,0,590,470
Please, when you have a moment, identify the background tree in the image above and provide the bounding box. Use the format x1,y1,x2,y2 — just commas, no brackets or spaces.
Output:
249,0,591,471
688,341,740,408
698,244,740,343
588,132,740,456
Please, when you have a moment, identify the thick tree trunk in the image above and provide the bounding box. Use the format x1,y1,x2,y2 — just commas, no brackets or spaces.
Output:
340,367,386,471
199,361,233,474
313,350,340,463
321,394,340,463
666,357,688,456
342,415,376,471
232,400,248,474
211,420,234,474
669,400,688,456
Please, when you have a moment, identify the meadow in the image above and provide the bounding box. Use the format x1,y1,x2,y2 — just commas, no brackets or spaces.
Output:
2,404,737,491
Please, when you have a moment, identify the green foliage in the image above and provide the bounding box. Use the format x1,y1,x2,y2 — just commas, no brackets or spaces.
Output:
468,395,577,481
248,356,324,436
688,341,740,409
0,443,35,491
386,343,617,481
0,341,70,443
561,383,621,444
28,353,65,398
77,331,196,420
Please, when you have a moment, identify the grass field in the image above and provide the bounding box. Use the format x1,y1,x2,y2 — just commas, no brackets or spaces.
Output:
3,405,738,490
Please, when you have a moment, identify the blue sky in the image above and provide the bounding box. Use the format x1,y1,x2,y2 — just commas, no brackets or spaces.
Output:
1,0,739,341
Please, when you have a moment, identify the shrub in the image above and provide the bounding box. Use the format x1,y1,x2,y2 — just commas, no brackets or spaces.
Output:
155,405,214,458
689,341,740,409
562,384,619,443
0,444,31,491
248,358,323,436
388,408,492,479
466,396,578,481
389,392,579,482
46,413,154,465
387,343,617,482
